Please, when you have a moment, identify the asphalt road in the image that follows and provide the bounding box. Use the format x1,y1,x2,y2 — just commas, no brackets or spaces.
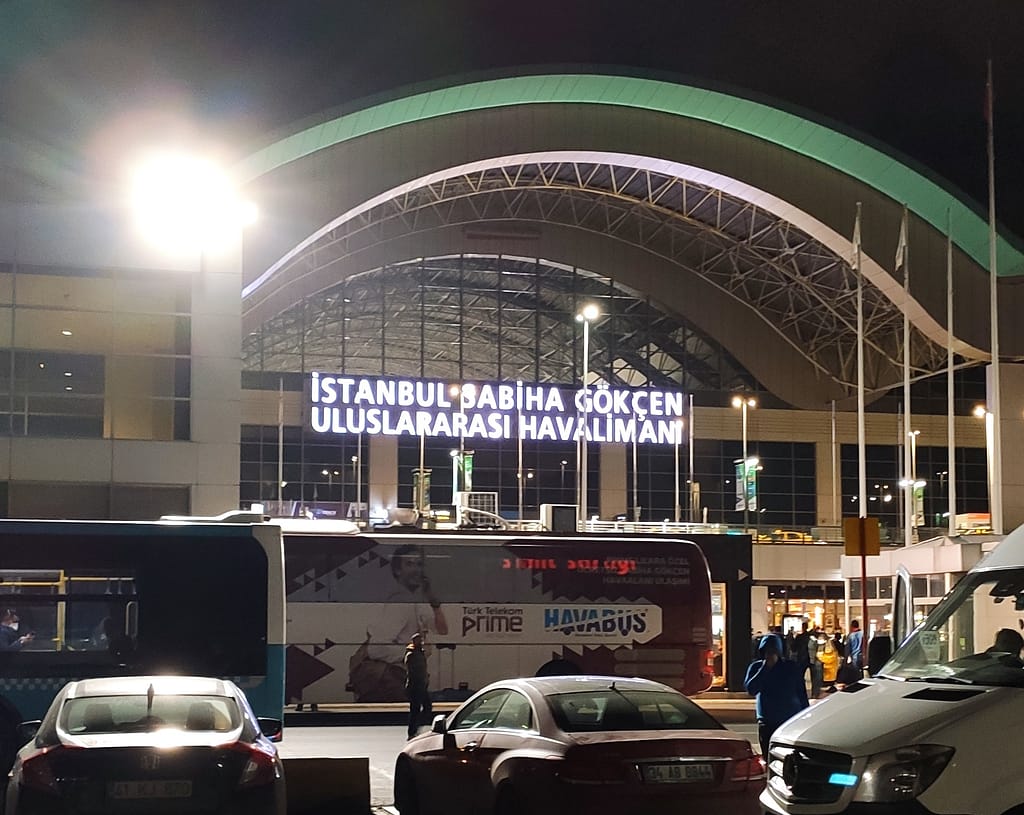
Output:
278,717,760,812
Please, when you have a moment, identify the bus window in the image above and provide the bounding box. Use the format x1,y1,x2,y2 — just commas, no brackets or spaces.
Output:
0,520,285,727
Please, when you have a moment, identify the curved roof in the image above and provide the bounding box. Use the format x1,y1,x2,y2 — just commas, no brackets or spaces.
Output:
236,73,1024,409
236,74,1023,278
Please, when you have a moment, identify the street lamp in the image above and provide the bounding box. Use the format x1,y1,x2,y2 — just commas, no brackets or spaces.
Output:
974,405,1002,534
673,418,684,523
321,468,340,500
560,460,568,497
351,453,361,526
576,303,599,529
936,471,949,526
732,395,757,531
449,449,459,499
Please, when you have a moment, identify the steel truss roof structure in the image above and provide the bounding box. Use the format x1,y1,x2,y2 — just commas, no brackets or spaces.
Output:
243,159,955,400
243,254,760,397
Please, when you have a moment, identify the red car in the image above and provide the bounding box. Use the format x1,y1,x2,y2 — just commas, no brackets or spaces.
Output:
394,675,764,815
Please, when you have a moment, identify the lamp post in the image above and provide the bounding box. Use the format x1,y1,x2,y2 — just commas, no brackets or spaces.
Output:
936,471,948,527
974,405,1002,534
909,430,921,531
576,303,599,529
673,418,684,523
732,395,757,532
351,452,361,527
560,460,568,496
321,468,340,500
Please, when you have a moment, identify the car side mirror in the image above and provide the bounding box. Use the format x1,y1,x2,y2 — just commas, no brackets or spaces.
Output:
258,717,283,743
17,720,41,744
431,714,447,734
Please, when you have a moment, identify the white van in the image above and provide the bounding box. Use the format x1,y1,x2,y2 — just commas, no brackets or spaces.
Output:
761,525,1024,815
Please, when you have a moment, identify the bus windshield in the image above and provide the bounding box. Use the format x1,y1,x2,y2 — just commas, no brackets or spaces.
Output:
880,567,1024,687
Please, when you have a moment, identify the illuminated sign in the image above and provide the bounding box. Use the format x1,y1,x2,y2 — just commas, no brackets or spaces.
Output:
309,373,686,445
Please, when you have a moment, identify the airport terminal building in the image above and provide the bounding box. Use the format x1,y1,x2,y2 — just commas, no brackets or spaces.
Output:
2,73,1022,685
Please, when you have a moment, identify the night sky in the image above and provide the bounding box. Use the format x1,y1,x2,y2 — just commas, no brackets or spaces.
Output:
3,0,1023,238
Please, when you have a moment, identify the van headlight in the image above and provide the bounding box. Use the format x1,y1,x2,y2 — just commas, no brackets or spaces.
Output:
852,744,954,802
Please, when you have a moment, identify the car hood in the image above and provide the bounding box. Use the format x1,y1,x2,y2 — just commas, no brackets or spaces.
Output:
772,677,1006,755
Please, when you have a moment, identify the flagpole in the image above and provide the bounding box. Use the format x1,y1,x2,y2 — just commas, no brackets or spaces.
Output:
277,377,284,509
898,206,913,547
855,203,866,517
831,400,838,525
946,208,957,537
986,59,1003,535
854,202,868,640
688,393,695,522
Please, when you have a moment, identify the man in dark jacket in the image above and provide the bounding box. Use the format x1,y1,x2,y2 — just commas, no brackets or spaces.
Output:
744,632,809,759
403,632,432,739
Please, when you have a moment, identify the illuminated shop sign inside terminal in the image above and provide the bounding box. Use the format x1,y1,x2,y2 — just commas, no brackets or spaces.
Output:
309,373,685,444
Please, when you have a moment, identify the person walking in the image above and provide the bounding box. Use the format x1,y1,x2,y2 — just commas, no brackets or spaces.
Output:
744,633,809,759
807,625,825,699
793,621,811,690
846,620,864,672
403,632,432,739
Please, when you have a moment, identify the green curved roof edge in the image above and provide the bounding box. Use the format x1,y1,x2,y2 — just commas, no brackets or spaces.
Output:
235,73,1022,277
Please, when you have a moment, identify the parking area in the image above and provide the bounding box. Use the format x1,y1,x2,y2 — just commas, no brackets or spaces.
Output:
279,696,758,813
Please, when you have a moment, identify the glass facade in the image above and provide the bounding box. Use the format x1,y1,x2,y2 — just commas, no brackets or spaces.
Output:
0,264,191,441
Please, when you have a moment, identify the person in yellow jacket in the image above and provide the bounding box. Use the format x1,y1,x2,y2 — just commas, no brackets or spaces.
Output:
819,632,840,693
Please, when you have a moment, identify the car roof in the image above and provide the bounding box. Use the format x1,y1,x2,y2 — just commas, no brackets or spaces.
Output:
63,675,238,699
485,675,676,695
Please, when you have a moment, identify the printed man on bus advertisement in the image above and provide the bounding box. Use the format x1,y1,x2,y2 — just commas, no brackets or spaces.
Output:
348,544,448,702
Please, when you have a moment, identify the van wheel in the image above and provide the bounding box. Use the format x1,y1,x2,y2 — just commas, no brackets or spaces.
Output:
394,760,421,815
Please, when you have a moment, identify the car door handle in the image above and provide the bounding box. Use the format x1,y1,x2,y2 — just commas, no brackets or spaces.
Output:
463,741,479,752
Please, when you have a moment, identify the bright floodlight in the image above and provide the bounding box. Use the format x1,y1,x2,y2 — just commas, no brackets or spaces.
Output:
974,405,988,418
129,151,257,253
576,303,599,322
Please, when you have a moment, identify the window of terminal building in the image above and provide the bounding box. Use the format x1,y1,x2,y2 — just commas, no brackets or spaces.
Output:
840,443,989,538
0,266,191,441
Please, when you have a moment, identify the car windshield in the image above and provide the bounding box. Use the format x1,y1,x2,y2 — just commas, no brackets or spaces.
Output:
880,567,1024,687
546,688,722,732
61,694,241,734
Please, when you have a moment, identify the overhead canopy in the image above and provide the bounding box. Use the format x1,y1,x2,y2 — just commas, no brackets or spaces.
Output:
237,74,1024,409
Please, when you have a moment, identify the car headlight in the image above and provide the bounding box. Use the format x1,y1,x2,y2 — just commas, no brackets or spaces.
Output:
851,744,954,802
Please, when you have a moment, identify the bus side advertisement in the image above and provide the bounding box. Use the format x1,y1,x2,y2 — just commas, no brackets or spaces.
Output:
283,533,713,704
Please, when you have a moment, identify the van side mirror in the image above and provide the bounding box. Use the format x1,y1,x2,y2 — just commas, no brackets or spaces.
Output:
867,635,892,676
431,714,447,734
17,720,41,744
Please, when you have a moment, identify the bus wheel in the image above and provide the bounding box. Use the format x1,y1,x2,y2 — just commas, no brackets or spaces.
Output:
394,759,421,815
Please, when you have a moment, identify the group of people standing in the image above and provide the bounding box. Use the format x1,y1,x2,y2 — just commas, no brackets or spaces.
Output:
744,619,864,758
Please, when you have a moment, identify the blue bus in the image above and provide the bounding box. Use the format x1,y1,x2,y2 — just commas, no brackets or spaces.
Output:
0,517,285,775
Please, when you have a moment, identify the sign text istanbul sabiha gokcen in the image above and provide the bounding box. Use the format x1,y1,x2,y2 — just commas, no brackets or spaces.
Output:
309,373,685,445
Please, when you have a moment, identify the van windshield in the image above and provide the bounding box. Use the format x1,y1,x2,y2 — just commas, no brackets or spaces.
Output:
881,568,1024,687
